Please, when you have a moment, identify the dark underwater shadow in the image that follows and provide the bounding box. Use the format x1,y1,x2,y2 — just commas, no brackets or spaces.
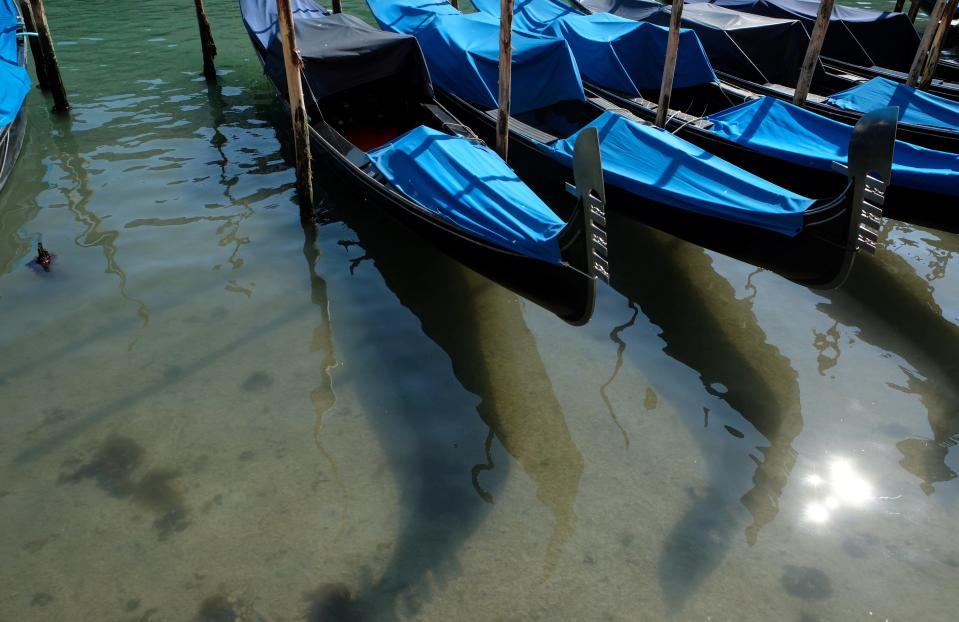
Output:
263,101,587,616
604,210,802,613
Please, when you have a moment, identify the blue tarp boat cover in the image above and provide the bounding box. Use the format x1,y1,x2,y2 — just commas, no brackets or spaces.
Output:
471,0,718,94
367,0,585,114
1,0,29,129
583,0,815,86
239,0,432,102
368,126,565,263
705,96,959,196
692,0,920,72
548,111,814,235
826,77,959,134
371,0,818,236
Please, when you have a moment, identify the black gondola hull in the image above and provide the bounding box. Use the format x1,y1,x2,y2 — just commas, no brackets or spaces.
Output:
587,85,958,234
304,122,597,324
0,109,27,194
437,91,862,289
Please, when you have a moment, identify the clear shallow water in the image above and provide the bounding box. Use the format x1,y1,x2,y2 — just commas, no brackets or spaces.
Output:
0,1,957,620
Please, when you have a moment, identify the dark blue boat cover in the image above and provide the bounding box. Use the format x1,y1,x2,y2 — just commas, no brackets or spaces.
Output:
471,0,718,94
693,0,920,72
240,0,432,102
547,111,814,235
368,126,565,263
366,0,585,114
705,97,959,196
826,77,959,134
583,0,815,86
1,0,29,129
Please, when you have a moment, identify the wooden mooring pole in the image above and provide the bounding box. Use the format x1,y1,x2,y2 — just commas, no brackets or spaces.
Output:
793,0,834,106
495,0,513,160
276,0,314,216
909,0,958,88
655,0,684,127
894,0,906,12
17,0,49,89
907,0,922,22
27,0,68,112
193,0,218,82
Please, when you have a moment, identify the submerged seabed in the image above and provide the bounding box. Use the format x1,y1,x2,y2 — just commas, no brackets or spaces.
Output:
0,1,957,620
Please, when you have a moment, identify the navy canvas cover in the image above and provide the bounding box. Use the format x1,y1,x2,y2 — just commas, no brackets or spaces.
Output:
472,0,718,94
695,0,920,72
705,97,959,197
826,77,959,134
367,0,585,114
368,126,565,263
1,0,29,129
239,0,432,102
584,0,814,85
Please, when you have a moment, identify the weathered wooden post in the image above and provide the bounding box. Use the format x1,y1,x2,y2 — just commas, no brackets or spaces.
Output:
16,0,49,89
907,0,923,22
915,0,958,87
276,0,315,215
331,0,342,13
193,0,218,82
27,0,68,112
655,0,683,127
495,0,513,159
894,0,906,12
793,0,834,106
907,0,954,86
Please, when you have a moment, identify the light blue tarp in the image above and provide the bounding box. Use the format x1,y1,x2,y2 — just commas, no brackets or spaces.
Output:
472,0,718,95
367,0,585,114
547,111,814,235
1,0,29,129
368,126,565,263
826,77,959,134
705,97,959,196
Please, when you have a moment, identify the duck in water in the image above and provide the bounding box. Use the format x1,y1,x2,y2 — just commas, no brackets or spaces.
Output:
35,242,53,272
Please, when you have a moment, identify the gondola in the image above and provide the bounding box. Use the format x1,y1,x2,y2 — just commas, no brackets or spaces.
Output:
688,0,959,88
0,0,30,193
367,0,897,289
238,0,607,325
490,0,959,154
581,0,959,102
472,0,959,232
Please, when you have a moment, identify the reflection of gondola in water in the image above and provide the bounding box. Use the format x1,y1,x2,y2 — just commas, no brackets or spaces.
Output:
240,0,607,326
294,175,585,618
814,223,959,495
604,211,802,609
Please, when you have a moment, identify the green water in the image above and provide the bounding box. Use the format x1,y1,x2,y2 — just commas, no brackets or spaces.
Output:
0,1,957,620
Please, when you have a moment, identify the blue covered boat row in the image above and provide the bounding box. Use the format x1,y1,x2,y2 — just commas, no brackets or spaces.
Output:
239,0,951,322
